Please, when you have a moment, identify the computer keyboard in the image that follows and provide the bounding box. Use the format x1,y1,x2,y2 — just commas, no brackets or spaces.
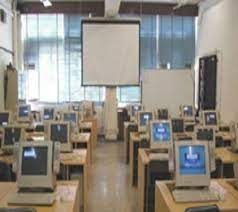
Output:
8,192,55,206
172,189,219,203
149,153,168,161
0,208,36,212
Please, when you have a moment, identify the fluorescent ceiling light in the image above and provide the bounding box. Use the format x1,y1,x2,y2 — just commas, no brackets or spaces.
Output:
40,0,52,7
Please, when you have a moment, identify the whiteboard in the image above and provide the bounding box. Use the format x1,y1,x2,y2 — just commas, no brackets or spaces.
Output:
82,19,140,86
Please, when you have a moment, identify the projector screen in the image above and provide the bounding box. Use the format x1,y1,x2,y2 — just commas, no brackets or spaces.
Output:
82,19,140,86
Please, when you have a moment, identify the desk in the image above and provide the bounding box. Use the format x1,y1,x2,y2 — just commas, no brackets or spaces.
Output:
155,179,238,212
173,132,194,140
60,149,88,212
25,132,45,141
215,148,238,178
71,133,92,164
124,122,138,164
83,118,97,149
129,132,141,186
0,181,80,212
138,149,150,212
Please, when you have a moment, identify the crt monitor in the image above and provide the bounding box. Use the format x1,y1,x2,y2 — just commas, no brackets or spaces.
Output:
131,105,141,117
18,141,55,190
0,111,10,126
18,105,31,121
157,109,169,120
43,108,55,121
181,105,194,120
2,126,23,149
175,141,210,187
150,120,172,149
203,111,218,127
49,122,71,152
171,118,184,133
138,111,153,132
63,112,78,124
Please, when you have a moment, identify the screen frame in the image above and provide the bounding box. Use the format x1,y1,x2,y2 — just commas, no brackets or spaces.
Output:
137,111,153,132
42,107,55,121
202,110,218,127
81,18,141,86
48,121,71,152
0,111,11,126
150,120,173,149
2,126,23,149
18,141,54,189
62,111,78,124
175,141,210,187
156,108,169,120
180,105,194,121
17,104,31,122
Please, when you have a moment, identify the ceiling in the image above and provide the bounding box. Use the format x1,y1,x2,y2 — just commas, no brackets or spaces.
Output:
17,0,201,4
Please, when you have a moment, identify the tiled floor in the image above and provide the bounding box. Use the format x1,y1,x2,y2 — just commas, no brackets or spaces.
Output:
87,141,138,212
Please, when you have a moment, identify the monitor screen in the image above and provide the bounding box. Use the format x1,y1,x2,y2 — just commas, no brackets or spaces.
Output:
21,146,48,175
140,113,153,126
72,105,80,111
158,109,168,120
63,113,77,123
0,113,9,126
19,106,30,117
152,122,171,142
50,124,68,143
131,105,141,117
43,108,54,120
4,128,22,145
183,106,193,117
205,112,217,125
179,145,206,176
172,119,184,133
197,129,214,141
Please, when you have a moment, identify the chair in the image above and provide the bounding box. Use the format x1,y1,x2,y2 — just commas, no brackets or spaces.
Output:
211,159,222,178
145,160,172,212
0,161,11,181
185,205,220,212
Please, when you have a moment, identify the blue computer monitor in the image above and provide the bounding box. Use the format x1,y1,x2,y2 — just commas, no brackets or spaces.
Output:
179,145,206,176
131,105,141,117
183,106,193,117
204,111,217,126
43,108,54,121
0,112,10,126
19,105,30,117
150,121,172,149
140,113,152,126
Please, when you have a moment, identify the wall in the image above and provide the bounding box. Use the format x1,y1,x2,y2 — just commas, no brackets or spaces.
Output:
196,0,238,123
142,69,194,117
0,0,13,110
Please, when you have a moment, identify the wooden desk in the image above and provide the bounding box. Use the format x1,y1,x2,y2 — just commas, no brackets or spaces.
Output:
0,181,80,212
25,132,45,141
124,122,138,164
155,179,238,212
60,149,88,212
216,131,235,141
138,149,150,212
215,148,238,165
83,118,97,149
71,132,92,164
129,132,141,186
173,132,194,140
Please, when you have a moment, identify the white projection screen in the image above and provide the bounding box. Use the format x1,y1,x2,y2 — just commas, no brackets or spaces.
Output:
82,19,140,86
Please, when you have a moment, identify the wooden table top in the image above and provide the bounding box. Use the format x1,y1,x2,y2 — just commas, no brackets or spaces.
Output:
0,181,79,212
215,147,238,164
71,132,91,143
156,179,238,212
60,149,87,166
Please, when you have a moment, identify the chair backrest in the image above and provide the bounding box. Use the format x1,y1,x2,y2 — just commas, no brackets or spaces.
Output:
0,161,11,181
185,205,220,212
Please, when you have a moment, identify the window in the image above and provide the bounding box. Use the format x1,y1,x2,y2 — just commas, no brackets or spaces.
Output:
20,14,195,103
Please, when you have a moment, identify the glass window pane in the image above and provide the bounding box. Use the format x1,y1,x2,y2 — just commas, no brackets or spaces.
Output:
120,87,140,102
